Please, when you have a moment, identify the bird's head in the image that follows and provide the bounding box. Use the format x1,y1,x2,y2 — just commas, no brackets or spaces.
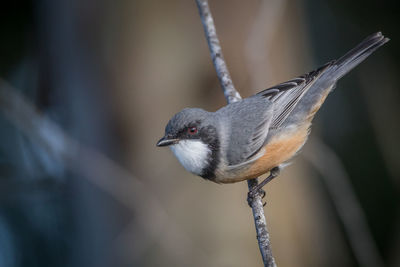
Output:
156,108,219,178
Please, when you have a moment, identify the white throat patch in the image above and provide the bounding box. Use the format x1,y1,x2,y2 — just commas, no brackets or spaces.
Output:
170,140,211,176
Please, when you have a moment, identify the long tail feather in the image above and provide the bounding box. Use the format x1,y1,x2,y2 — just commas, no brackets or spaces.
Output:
332,32,389,80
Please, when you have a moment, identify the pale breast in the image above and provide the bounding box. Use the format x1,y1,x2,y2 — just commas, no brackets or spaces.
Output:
170,140,211,176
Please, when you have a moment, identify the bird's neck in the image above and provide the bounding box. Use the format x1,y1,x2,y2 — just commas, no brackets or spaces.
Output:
198,125,220,180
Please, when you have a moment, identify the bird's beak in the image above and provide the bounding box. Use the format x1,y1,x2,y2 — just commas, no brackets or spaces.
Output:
156,136,179,147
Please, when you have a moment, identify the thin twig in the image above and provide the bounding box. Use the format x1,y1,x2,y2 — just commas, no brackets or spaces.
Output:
304,138,384,267
195,0,241,104
195,1,276,266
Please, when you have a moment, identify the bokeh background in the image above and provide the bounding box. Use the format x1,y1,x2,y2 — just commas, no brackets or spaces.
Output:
0,0,399,266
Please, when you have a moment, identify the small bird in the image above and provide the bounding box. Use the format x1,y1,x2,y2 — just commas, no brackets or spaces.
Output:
157,32,389,195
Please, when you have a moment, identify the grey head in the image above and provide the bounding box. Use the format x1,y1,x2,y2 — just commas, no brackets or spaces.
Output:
156,108,220,179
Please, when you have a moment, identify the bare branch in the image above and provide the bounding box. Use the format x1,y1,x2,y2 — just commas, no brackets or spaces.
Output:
195,0,241,104
195,0,276,266
247,179,277,267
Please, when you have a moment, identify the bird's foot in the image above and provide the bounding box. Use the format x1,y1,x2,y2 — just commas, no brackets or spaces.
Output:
246,167,280,207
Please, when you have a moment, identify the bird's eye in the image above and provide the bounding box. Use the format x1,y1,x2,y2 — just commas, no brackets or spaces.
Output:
187,126,198,135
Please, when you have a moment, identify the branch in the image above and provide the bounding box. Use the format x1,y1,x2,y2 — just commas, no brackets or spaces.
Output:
195,1,276,266
195,0,241,104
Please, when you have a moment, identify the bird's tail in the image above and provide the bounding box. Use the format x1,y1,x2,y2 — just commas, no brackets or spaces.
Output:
284,32,389,127
328,32,389,80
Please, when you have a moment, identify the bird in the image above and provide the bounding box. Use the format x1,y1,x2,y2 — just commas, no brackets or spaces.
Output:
156,32,389,196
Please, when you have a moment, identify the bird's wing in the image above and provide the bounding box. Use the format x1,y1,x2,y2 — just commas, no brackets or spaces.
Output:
223,63,333,167
257,62,333,129
217,97,274,166
224,32,389,168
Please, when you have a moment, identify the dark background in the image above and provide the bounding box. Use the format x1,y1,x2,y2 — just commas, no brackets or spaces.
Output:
0,0,399,266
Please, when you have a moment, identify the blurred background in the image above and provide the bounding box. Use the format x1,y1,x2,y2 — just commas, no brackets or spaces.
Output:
0,0,399,266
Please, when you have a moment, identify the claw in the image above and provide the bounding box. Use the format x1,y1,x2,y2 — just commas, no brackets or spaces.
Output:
260,189,266,199
247,167,280,207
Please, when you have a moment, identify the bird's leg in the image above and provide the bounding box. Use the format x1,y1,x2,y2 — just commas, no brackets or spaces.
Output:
247,167,280,206
253,167,280,194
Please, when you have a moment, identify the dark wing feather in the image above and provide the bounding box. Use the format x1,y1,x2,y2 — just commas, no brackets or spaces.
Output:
225,32,388,166
222,63,332,166
257,62,333,128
